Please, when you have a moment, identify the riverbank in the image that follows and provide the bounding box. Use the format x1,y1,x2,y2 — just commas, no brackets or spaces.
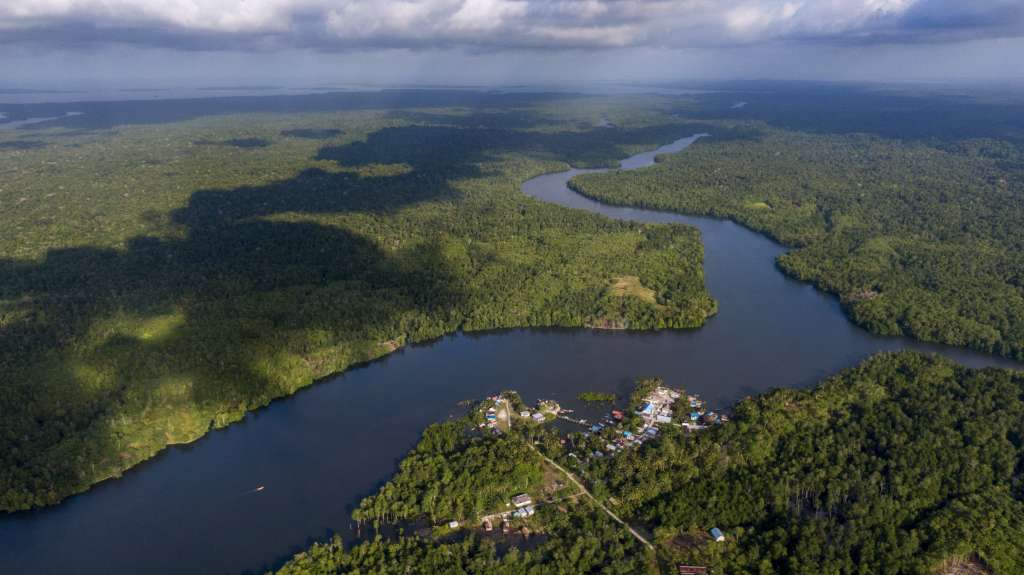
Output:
3,121,1020,575
274,352,1024,574
1,115,715,514
568,127,1024,361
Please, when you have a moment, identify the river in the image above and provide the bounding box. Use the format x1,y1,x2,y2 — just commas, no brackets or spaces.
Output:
1,134,1019,575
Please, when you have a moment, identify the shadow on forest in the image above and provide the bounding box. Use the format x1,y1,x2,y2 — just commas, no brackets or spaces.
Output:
0,140,46,150
0,124,491,507
0,119,733,508
280,128,343,139
193,137,271,149
316,122,747,171
385,109,570,130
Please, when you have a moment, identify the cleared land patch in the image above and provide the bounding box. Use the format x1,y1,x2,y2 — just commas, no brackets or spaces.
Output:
609,275,658,305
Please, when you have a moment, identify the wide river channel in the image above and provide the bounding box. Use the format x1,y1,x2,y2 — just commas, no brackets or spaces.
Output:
2,134,1020,575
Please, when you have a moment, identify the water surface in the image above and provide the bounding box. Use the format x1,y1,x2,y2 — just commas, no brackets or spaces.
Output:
1,134,1018,575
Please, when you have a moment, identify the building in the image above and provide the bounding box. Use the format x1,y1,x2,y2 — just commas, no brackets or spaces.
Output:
448,520,460,529
511,493,533,508
514,505,535,518
520,411,531,418
531,412,546,422
537,399,560,414
710,527,725,542
678,566,708,574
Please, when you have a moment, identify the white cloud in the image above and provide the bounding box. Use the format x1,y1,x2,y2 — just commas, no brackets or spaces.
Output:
449,0,529,32
0,0,1020,50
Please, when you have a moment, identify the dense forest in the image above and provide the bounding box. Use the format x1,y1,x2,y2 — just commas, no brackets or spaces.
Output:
599,352,1024,573
5,86,1024,573
352,420,545,526
275,352,1024,574
278,409,656,575
277,506,655,575
684,82,1024,143
0,96,715,511
572,122,1024,359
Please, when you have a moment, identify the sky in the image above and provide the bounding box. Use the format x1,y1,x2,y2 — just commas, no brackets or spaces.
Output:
1,0,1023,87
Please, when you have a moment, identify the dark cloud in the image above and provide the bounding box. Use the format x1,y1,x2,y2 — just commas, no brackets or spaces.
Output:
899,0,1024,38
1,1,1023,87
0,1,1021,54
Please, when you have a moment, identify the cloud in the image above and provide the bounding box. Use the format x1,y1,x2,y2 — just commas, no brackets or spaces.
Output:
897,0,1024,40
0,0,1021,52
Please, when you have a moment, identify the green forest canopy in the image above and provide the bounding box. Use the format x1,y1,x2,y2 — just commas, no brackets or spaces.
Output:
571,124,1024,359
0,97,715,511
275,352,1024,575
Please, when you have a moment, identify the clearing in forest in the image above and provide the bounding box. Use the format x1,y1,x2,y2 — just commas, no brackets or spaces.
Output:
935,555,992,575
609,276,658,305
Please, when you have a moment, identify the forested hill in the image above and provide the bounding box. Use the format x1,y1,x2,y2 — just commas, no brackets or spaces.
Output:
0,99,714,512
571,119,1024,359
274,352,1024,574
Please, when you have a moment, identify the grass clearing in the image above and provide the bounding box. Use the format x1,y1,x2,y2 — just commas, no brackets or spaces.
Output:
609,275,658,305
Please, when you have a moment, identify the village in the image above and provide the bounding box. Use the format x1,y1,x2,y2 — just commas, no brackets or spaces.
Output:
477,392,561,434
470,491,539,536
567,385,727,462
457,383,729,560
475,384,727,466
